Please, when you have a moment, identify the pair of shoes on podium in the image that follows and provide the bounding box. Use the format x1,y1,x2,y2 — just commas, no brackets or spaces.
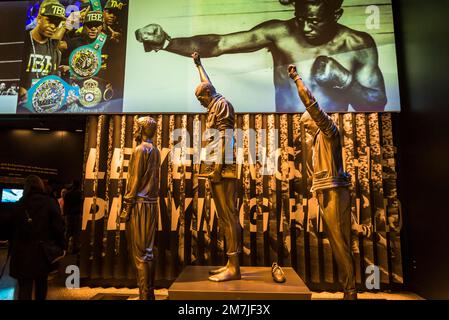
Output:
271,263,286,283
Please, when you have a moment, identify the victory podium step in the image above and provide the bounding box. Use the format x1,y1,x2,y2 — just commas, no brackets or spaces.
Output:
168,266,311,300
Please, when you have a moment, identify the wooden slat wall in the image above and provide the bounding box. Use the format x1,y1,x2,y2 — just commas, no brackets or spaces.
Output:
80,112,403,290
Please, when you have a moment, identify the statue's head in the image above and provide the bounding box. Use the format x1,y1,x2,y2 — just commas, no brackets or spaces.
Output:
195,82,217,109
300,111,319,136
134,116,157,143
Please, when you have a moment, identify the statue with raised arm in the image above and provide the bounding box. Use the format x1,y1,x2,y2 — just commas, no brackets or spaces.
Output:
122,116,161,300
288,64,357,300
192,52,241,282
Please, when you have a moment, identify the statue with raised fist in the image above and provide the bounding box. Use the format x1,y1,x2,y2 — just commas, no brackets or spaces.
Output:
192,52,241,282
288,64,357,300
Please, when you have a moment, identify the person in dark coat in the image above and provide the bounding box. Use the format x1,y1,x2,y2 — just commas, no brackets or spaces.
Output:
63,180,82,254
9,175,65,300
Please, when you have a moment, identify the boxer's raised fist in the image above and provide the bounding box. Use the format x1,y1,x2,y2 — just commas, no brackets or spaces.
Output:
135,24,170,52
192,52,201,66
311,56,353,90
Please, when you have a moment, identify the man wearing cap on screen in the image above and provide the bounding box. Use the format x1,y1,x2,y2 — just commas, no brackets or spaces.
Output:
58,10,114,105
135,0,387,113
19,1,66,103
103,0,126,44
60,11,104,62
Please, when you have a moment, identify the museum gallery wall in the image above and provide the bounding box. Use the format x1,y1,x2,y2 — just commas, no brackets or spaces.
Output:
0,0,404,290
80,113,403,289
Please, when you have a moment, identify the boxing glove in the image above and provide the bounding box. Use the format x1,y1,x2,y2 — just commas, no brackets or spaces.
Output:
135,24,171,52
311,56,353,90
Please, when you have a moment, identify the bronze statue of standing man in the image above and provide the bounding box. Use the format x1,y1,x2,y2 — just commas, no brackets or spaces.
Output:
122,116,161,300
288,64,357,300
192,52,241,282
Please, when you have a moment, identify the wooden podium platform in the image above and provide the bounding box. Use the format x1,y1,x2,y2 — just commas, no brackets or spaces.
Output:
168,266,312,300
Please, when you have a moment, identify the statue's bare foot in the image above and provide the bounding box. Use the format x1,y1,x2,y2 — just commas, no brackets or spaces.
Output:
209,265,228,275
209,261,230,275
208,268,241,282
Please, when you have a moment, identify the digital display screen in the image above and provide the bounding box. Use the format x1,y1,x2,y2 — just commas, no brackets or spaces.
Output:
16,0,128,114
1,188,24,203
0,0,401,114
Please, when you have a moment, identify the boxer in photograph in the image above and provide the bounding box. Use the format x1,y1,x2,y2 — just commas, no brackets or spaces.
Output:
60,11,104,65
192,52,241,282
103,0,126,44
135,0,387,112
19,1,66,103
0,83,6,95
102,0,127,96
288,64,357,300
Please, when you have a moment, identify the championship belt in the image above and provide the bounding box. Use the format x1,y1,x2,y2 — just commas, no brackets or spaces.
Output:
89,0,102,11
69,33,107,79
79,78,102,108
26,75,79,113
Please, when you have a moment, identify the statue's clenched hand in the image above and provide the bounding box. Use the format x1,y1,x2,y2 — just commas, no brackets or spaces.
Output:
192,52,202,66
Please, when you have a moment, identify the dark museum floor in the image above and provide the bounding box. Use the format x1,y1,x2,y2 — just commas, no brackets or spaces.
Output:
0,245,422,300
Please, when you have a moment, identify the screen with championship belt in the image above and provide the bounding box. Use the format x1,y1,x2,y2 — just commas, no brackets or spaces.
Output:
15,0,128,114
0,0,400,113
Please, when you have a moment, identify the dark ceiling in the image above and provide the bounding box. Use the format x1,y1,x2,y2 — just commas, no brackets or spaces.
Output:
0,115,87,132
